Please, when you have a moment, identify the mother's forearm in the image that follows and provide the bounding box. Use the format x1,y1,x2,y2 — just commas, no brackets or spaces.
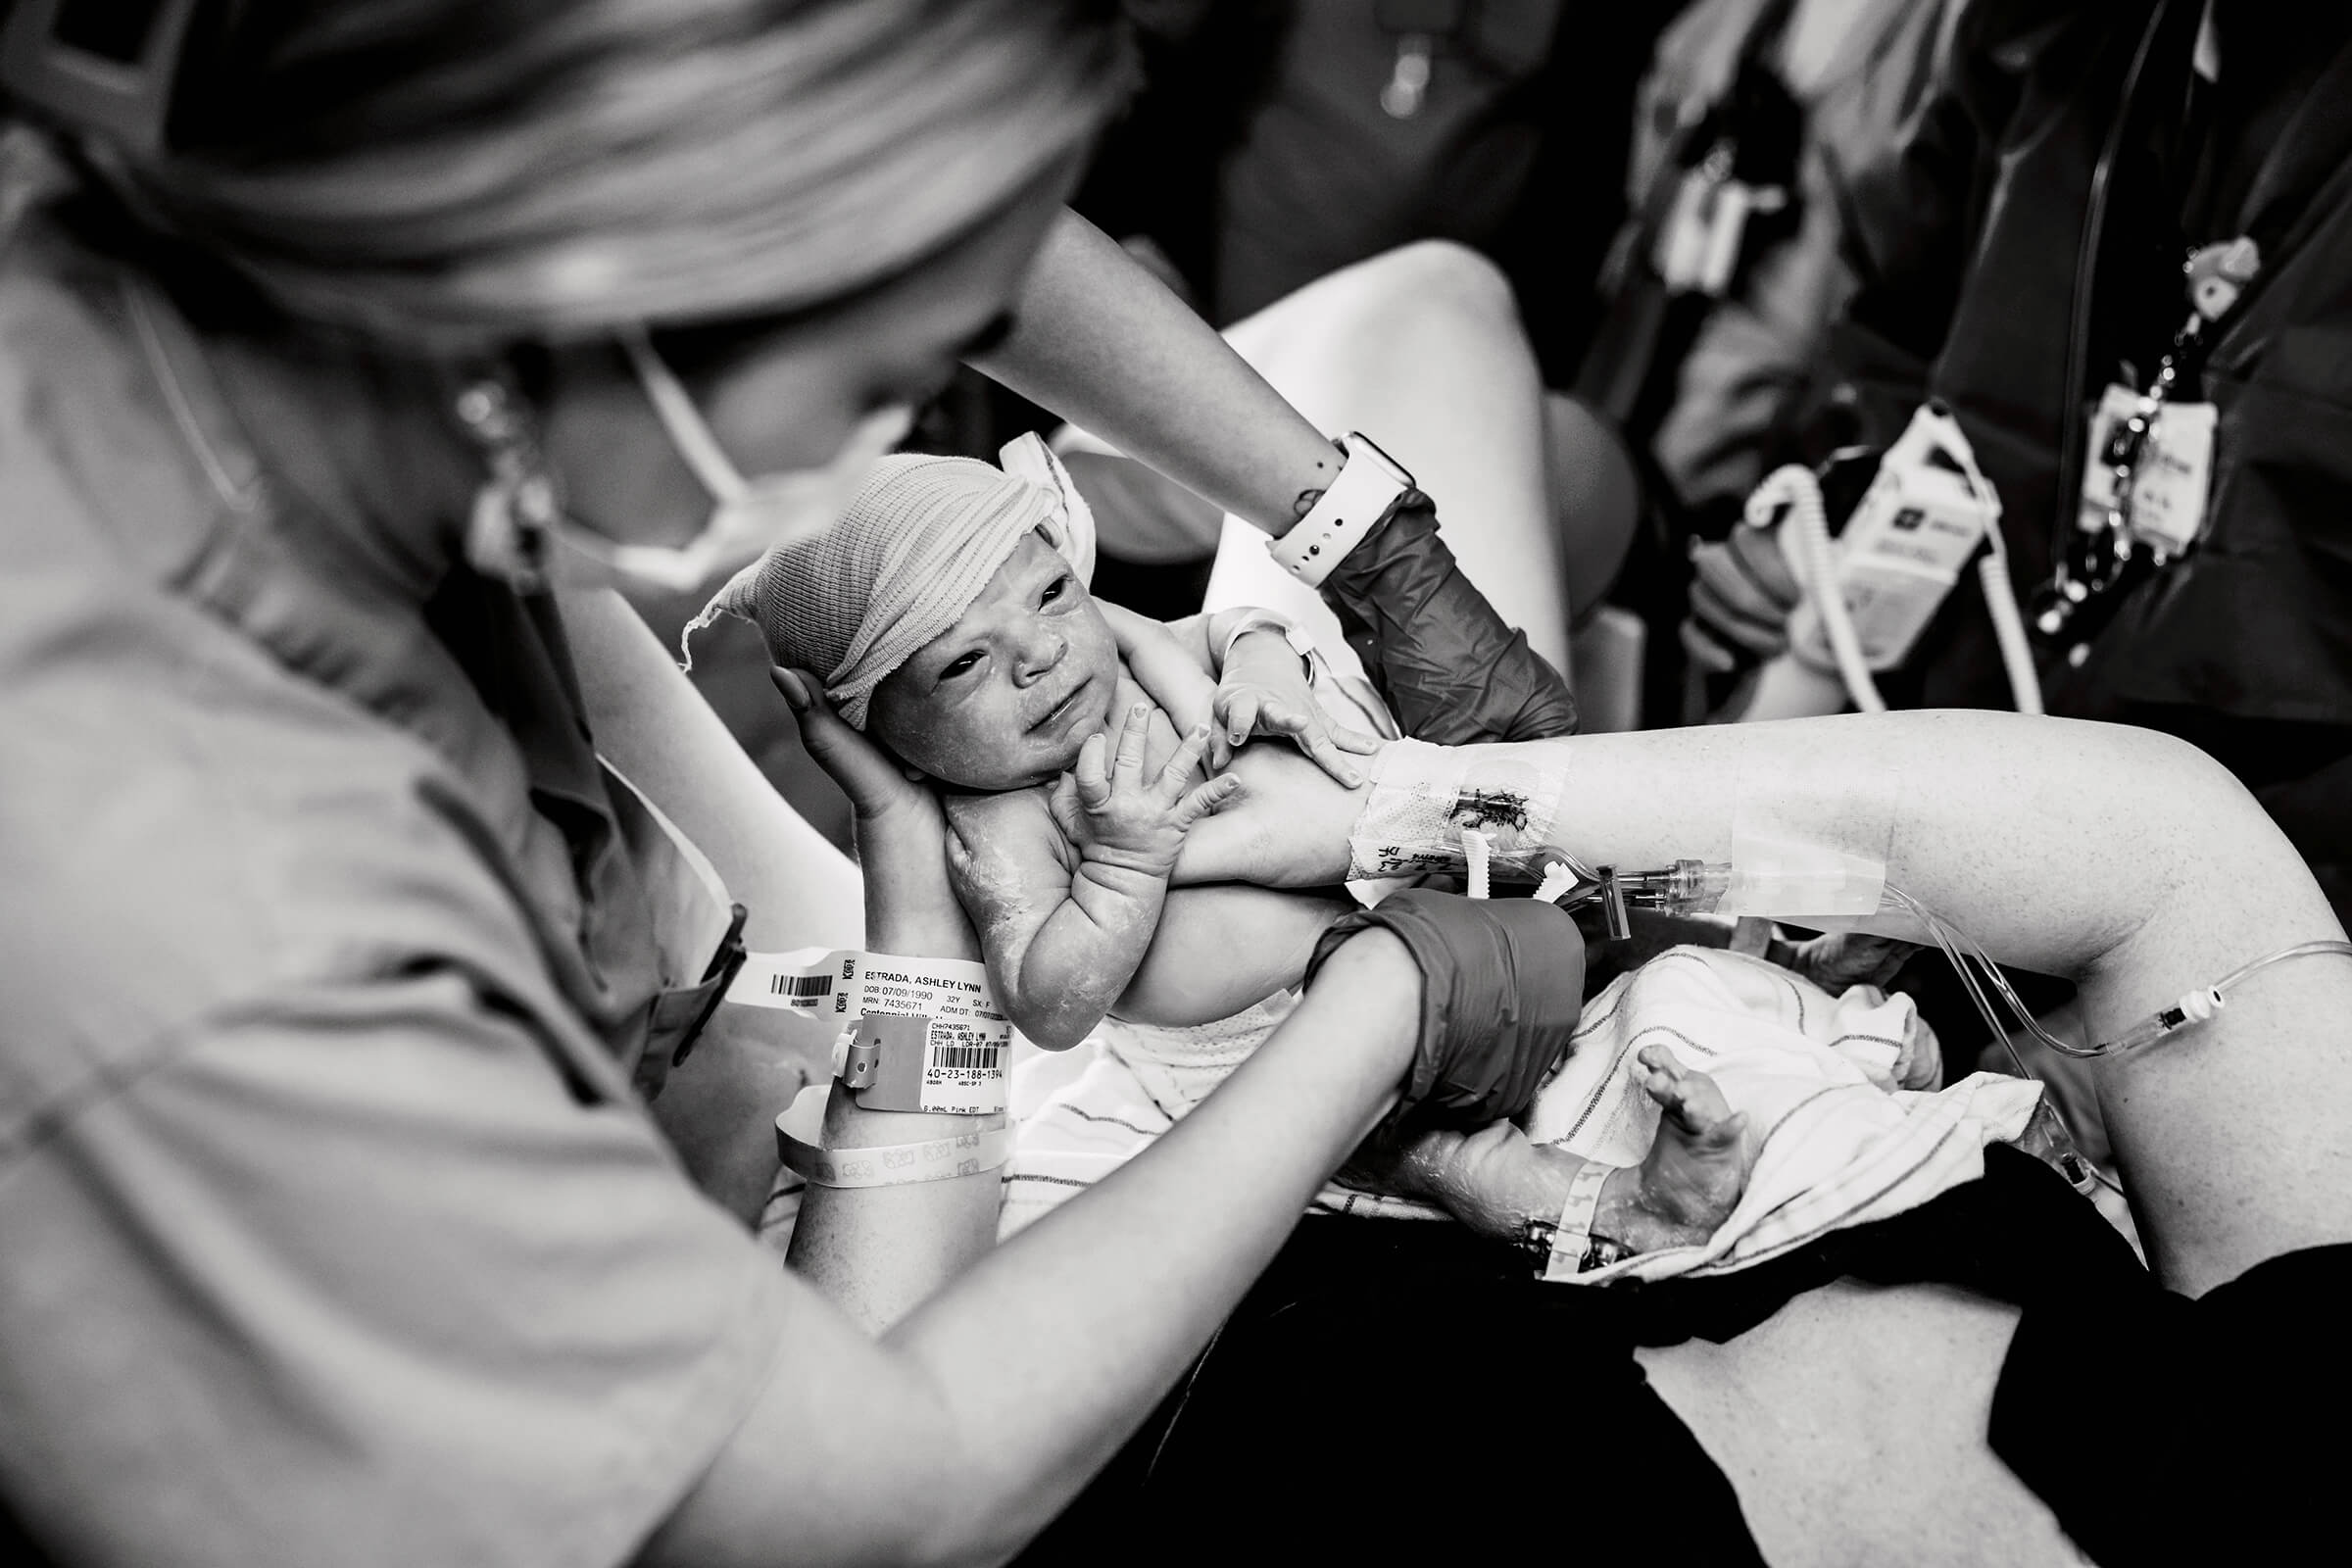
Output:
558,586,861,952
1197,713,2317,985
788,814,1000,1334
970,210,1341,537
881,931,1417,1562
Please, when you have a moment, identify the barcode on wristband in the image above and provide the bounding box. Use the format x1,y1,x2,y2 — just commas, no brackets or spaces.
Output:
931,1042,1005,1074
918,1020,1010,1113
770,973,833,1000
730,947,1011,1113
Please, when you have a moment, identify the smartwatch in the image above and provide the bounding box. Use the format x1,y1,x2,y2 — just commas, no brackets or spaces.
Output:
1266,432,1416,588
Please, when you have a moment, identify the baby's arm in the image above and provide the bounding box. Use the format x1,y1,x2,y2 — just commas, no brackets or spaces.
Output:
1101,601,1379,782
944,707,1230,1051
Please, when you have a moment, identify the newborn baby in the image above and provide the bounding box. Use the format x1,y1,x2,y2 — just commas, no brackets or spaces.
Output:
713,438,2025,1263
701,436,1558,1030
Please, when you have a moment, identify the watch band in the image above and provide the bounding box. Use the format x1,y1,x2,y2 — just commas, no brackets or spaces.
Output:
1266,431,1416,588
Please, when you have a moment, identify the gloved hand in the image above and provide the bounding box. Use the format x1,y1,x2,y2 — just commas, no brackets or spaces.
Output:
1303,888,1587,1132
1321,490,1580,744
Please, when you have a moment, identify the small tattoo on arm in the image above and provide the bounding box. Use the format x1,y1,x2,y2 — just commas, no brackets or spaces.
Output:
1292,487,1326,520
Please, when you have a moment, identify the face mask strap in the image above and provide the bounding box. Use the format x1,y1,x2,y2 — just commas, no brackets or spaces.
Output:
617,325,751,504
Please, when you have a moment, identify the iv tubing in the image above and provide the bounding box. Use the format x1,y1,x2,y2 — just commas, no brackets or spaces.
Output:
1881,884,2118,1194
1885,884,2352,1060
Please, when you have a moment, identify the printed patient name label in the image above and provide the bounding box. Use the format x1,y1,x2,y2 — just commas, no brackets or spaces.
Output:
730,948,1010,1113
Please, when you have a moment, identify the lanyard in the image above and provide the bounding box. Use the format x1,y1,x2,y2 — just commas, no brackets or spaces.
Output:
2036,7,2352,643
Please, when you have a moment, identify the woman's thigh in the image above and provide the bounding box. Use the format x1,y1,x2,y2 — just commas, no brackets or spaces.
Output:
1640,1282,2078,1568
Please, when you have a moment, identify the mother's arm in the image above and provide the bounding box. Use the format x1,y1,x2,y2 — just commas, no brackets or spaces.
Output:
1179,710,2352,1293
980,214,1579,741
622,656,1469,1565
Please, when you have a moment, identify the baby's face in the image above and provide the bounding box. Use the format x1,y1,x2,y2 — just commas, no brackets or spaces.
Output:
866,533,1120,791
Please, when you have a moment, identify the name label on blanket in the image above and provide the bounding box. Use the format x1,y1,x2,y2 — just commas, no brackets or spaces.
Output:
730,947,1010,1113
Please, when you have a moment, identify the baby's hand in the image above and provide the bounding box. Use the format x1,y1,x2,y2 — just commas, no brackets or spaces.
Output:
1053,704,1236,881
1214,627,1380,786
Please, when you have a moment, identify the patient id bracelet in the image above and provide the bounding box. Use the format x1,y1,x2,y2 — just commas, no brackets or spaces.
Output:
1265,431,1416,589
776,1118,1012,1190
1523,1159,1632,1282
730,948,1010,1114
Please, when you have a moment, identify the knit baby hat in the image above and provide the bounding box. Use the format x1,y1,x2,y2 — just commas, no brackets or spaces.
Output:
686,431,1096,727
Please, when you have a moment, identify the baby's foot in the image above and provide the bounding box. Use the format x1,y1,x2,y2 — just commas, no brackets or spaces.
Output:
1623,1045,1752,1250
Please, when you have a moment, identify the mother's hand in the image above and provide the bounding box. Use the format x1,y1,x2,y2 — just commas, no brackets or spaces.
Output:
1356,1046,1753,1257
773,668,941,835
773,667,970,954
1343,1119,1579,1244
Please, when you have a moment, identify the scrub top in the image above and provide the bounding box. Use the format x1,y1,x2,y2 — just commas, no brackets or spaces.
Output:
0,220,789,1565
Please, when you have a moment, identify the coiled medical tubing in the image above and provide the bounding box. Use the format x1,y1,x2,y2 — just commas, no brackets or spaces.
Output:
1744,429,2044,717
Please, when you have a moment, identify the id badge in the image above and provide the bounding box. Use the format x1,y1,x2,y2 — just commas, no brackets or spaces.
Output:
1654,169,1786,298
2080,385,2218,555
1654,168,1720,293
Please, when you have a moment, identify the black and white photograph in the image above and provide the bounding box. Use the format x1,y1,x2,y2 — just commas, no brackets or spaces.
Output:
1,2,2345,1562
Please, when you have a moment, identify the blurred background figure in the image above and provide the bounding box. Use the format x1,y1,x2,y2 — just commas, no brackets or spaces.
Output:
1055,1,1671,619
1575,0,1956,723
1582,0,1953,532
1682,0,2352,922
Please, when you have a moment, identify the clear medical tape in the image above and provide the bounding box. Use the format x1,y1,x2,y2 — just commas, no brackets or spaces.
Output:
1715,761,1897,919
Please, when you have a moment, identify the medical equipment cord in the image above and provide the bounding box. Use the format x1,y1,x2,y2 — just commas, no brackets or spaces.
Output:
1746,446,2044,716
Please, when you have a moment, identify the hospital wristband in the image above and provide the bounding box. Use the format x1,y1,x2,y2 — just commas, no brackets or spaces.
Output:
730,948,1010,1114
1541,1158,1622,1283
777,1120,1012,1190
1265,432,1416,588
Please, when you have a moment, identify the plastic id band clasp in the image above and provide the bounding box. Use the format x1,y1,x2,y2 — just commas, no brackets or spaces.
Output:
1347,738,1569,882
1267,432,1415,588
729,948,1010,1114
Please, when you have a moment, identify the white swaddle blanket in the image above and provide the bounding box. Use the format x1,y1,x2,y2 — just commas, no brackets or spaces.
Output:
1523,945,2042,1283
